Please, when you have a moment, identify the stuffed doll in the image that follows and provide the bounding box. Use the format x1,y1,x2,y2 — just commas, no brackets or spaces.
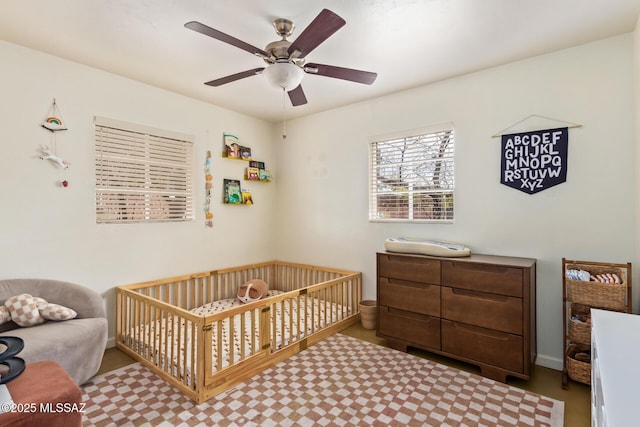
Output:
237,279,269,304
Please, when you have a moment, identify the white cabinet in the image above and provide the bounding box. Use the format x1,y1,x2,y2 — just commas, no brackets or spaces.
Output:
591,309,640,427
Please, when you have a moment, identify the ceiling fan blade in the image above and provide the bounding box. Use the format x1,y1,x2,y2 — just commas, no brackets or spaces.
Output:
287,9,345,59
305,63,377,85
185,21,270,59
204,68,265,86
288,85,308,106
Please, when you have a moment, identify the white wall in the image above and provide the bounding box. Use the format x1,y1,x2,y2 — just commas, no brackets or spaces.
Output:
274,34,637,370
0,41,277,343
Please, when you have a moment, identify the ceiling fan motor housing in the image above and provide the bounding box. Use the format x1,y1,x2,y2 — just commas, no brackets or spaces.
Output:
264,39,295,62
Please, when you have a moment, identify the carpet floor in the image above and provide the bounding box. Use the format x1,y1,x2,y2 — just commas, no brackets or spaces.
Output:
81,334,564,426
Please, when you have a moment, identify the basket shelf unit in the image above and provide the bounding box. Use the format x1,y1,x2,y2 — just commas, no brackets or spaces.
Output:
561,258,632,389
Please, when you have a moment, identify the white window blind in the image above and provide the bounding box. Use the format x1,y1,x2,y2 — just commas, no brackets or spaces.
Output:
95,117,194,224
369,126,455,223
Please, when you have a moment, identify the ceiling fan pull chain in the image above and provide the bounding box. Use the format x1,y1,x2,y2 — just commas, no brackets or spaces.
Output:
282,87,287,140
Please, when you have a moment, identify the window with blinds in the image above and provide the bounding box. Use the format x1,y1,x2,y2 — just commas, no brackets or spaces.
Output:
369,126,454,223
95,117,194,224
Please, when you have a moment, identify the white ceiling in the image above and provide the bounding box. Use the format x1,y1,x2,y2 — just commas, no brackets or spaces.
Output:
2,0,639,123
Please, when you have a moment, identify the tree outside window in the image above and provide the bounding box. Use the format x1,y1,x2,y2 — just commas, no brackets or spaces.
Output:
369,127,454,223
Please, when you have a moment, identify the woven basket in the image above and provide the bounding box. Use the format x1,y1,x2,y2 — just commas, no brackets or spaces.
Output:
568,303,591,346
566,343,591,385
565,263,626,310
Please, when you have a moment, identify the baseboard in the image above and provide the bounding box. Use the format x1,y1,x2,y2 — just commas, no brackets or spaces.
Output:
535,353,563,371
106,336,116,349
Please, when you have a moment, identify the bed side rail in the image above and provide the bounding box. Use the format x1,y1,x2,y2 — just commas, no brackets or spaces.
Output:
273,261,357,291
119,261,278,311
116,287,203,391
200,297,273,382
267,272,362,351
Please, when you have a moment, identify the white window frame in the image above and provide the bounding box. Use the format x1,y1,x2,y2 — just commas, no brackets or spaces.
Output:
369,124,455,223
95,116,194,224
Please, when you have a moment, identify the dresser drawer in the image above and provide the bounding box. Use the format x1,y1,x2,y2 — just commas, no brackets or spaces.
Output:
378,253,440,284
379,277,440,317
442,261,523,297
441,287,522,334
441,320,523,373
379,306,440,350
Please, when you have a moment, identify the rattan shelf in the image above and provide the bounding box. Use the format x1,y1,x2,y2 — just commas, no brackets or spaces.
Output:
561,258,632,389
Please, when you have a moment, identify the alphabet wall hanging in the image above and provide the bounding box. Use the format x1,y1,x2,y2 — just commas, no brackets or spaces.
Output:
493,115,581,195
38,98,70,187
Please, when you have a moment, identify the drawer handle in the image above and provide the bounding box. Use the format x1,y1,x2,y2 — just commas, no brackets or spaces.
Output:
385,278,434,289
388,307,434,321
384,255,437,266
449,262,509,274
451,288,508,302
451,322,509,340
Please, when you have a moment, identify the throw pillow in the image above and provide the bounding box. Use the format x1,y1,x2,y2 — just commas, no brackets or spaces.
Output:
0,306,10,325
5,294,45,327
37,301,77,321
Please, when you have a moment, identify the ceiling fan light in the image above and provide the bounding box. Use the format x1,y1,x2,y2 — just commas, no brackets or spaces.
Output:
263,62,304,91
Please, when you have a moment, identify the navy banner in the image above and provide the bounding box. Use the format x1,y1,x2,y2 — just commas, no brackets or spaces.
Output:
500,127,568,194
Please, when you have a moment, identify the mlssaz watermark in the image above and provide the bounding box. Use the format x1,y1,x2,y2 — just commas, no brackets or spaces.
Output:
1,402,86,413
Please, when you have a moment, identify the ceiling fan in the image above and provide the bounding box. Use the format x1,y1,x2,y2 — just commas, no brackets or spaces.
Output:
185,9,377,107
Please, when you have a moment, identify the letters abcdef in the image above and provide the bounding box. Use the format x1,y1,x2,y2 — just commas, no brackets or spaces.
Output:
500,127,568,194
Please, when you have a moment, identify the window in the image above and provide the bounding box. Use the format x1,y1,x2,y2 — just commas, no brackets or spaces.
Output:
369,125,454,223
95,117,194,223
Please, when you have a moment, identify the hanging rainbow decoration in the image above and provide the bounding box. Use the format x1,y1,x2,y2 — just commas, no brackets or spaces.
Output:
43,117,64,130
41,99,67,132
39,98,70,188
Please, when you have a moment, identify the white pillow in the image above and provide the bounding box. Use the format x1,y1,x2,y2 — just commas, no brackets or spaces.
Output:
5,294,45,327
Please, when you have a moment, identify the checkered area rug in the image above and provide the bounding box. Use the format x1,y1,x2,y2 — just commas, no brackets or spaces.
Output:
81,334,563,426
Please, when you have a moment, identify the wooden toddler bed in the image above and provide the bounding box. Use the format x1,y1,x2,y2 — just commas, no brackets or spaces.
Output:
116,261,362,403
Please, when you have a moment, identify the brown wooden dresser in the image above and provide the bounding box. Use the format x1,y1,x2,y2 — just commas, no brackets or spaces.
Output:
376,251,536,382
